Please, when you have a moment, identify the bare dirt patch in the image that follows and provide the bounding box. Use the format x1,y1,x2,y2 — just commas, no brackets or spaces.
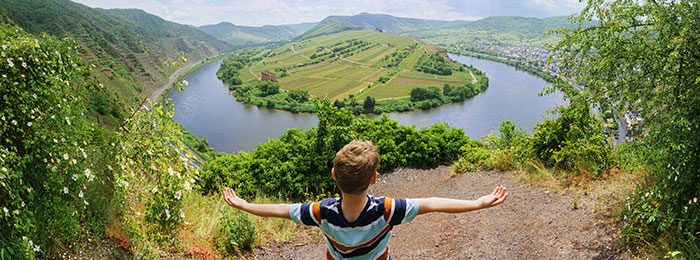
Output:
246,166,626,259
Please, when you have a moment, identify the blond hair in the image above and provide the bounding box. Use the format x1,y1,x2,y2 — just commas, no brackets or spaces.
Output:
333,140,380,194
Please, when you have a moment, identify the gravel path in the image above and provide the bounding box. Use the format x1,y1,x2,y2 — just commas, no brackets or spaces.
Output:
248,166,623,259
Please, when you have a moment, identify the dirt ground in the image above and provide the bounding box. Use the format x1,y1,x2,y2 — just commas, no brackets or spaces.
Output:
247,166,626,259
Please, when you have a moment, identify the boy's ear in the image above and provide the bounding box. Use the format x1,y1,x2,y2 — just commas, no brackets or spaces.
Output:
331,167,336,181
370,171,378,184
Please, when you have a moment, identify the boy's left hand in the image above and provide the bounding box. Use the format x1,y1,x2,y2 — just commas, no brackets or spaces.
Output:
223,187,247,209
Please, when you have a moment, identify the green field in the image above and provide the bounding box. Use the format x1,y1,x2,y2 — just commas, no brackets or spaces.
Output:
244,29,472,100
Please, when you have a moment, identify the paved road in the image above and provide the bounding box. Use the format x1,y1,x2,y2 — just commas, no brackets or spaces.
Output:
150,59,206,101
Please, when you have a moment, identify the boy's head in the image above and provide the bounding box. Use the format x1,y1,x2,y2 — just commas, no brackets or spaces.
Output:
332,140,380,195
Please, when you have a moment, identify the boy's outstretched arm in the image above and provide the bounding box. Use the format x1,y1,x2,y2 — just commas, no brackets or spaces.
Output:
415,186,508,215
223,188,292,219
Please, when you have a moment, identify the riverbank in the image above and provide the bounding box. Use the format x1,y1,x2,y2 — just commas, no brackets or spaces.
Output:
151,54,226,101
446,48,560,83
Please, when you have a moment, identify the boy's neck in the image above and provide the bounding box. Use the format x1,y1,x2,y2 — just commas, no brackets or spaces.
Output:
340,192,368,222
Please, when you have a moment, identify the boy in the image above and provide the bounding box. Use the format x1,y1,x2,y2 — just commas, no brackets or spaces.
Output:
223,140,508,259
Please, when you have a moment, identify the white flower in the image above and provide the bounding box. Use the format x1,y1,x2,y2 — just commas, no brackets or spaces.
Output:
21,201,25,208
78,191,83,198
70,159,76,165
84,168,93,181
2,207,8,215
7,58,14,67
63,187,69,194
183,180,192,191
27,122,32,127
83,200,89,206
65,117,71,126
1,167,7,173
167,167,175,176
1,51,4,57
72,174,78,181
11,120,17,126
164,209,171,219
182,80,189,86
151,187,158,194
1,45,5,50
174,190,182,200
21,62,26,68
694,197,698,204
179,209,185,219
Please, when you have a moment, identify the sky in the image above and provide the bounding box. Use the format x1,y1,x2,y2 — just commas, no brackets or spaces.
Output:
72,0,586,27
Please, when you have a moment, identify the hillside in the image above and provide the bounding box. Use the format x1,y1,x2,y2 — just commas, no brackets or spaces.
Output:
404,16,580,46
298,13,577,47
298,12,450,39
0,0,231,122
198,21,317,48
242,29,474,100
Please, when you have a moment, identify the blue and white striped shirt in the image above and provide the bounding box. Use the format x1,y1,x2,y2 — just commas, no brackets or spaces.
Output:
290,195,420,259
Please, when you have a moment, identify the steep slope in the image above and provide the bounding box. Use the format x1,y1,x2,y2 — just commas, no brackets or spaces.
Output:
0,0,231,118
198,21,317,47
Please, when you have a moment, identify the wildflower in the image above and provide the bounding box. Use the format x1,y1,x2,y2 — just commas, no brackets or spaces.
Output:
179,209,185,219
83,200,89,206
183,180,192,191
182,80,189,86
21,201,25,208
11,120,17,126
694,197,698,204
27,122,32,127
1,45,5,49
65,117,71,126
174,190,182,200
63,187,69,194
168,167,175,176
1,167,7,173
1,51,4,57
70,159,77,165
21,62,26,68
7,58,13,67
164,209,171,219
78,191,83,198
3,207,8,215
84,168,93,182
152,186,158,194
63,153,69,160
72,174,78,181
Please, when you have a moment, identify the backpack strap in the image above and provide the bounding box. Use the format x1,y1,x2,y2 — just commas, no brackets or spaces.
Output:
383,197,394,222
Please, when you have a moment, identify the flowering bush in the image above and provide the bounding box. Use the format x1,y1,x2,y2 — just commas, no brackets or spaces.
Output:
0,25,103,257
115,100,197,252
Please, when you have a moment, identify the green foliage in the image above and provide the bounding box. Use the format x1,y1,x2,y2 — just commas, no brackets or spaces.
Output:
531,98,611,175
288,89,309,103
256,81,280,97
115,101,198,252
414,52,452,75
410,86,442,102
553,0,700,254
362,96,375,113
0,25,119,258
378,42,418,68
198,100,471,198
214,213,256,255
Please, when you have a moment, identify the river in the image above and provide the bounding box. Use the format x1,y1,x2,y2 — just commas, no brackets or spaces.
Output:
166,54,566,153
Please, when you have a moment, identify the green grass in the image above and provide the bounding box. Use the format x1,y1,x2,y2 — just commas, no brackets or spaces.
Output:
244,29,472,100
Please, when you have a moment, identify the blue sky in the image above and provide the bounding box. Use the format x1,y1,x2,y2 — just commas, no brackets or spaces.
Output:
72,0,586,26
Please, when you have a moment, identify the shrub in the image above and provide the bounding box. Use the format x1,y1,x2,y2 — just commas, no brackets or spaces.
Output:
214,213,257,255
0,25,112,258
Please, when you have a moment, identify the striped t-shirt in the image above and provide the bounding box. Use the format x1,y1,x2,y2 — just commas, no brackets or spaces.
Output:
290,195,420,260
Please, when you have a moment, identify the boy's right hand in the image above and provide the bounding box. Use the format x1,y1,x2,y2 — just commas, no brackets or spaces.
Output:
223,187,247,209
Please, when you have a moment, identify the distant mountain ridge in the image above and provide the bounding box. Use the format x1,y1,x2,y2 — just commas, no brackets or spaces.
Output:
198,21,317,47
296,12,575,41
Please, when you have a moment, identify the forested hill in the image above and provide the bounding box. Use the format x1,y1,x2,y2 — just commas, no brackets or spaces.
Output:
297,13,578,46
198,21,317,48
0,0,231,123
297,12,450,39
